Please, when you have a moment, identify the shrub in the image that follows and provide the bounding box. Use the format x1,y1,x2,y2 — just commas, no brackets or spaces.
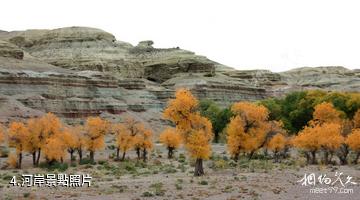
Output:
39,162,68,172
198,180,208,185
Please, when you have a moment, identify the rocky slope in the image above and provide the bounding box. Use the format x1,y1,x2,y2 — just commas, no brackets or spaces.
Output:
0,27,359,129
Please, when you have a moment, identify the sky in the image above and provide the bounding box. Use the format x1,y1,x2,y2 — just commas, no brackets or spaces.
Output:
1,0,360,72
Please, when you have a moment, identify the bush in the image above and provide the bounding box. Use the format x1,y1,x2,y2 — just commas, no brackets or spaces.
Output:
198,180,208,185
212,159,228,169
178,153,186,163
98,160,108,165
124,162,137,173
79,158,96,165
39,162,68,172
23,192,30,198
150,182,165,196
141,191,154,197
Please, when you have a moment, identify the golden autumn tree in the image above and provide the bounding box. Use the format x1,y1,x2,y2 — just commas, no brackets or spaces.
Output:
267,133,287,162
8,122,29,168
292,125,321,164
7,153,17,168
26,113,63,165
159,127,182,159
226,102,270,160
163,88,213,176
133,128,153,162
346,129,360,164
353,109,360,129
0,124,5,145
293,102,344,164
310,102,342,126
118,117,153,160
63,125,85,162
43,134,67,163
337,119,353,165
40,113,65,164
25,118,42,166
84,117,109,162
112,123,135,161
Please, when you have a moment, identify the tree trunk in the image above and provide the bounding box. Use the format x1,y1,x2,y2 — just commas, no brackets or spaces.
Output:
338,145,349,165
234,153,239,162
214,133,219,143
68,149,75,162
89,151,95,162
305,152,310,164
264,148,268,157
122,151,126,161
353,152,360,164
143,148,147,162
78,148,83,164
17,152,22,169
32,151,36,166
194,158,204,176
248,151,255,160
136,148,141,159
36,148,41,165
116,148,120,160
311,151,317,164
168,147,174,159
323,150,329,165
274,150,279,163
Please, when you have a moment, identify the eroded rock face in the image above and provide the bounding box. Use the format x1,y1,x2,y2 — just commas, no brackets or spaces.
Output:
0,27,216,82
0,27,359,130
0,40,24,59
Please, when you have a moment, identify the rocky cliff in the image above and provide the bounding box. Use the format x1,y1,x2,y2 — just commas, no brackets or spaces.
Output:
0,27,359,129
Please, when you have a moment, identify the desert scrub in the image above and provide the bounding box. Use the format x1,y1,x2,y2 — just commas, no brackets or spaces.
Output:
198,180,208,185
222,185,233,193
79,158,96,165
141,191,154,197
210,159,229,170
177,163,187,172
111,184,128,193
161,163,177,174
177,153,186,163
149,182,165,196
39,162,68,172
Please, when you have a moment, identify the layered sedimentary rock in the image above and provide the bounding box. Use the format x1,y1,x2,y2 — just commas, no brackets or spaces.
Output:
0,27,359,129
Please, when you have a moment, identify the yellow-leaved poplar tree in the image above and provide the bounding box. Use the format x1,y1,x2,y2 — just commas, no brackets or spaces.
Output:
293,102,344,164
346,129,360,164
112,123,134,161
25,118,42,166
84,117,109,162
163,88,213,176
353,109,360,129
28,113,63,166
41,113,65,164
159,127,182,159
0,124,5,144
267,133,287,162
226,102,270,160
8,121,29,168
133,127,153,162
43,134,67,163
63,125,85,162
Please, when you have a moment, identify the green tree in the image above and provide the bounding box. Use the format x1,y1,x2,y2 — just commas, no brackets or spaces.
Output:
199,100,232,143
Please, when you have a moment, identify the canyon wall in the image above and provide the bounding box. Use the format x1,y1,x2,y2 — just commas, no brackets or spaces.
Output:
0,27,359,130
